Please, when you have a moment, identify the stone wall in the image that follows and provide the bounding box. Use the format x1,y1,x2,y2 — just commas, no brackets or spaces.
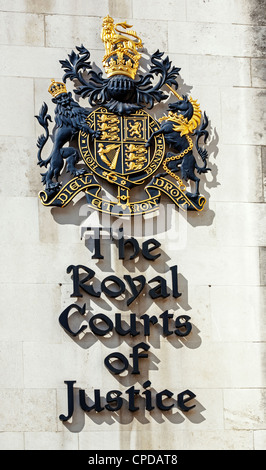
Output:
0,0,265,450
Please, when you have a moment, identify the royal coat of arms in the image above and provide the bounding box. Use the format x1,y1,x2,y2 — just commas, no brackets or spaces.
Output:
36,15,211,216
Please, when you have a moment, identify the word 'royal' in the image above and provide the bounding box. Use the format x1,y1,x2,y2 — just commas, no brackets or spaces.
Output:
67,263,181,304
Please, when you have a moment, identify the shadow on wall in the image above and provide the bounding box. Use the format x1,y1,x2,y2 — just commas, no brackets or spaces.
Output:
60,384,206,432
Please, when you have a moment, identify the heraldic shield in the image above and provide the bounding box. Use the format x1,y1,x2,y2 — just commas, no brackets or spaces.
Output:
78,107,165,214
81,108,162,177
36,14,211,216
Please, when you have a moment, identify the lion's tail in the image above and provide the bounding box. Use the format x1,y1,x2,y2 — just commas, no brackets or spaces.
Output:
35,102,52,166
40,172,47,184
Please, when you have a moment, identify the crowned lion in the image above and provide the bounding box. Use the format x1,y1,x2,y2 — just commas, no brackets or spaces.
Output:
35,79,100,193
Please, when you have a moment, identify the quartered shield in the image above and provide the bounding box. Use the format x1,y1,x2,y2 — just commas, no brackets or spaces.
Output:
79,107,165,189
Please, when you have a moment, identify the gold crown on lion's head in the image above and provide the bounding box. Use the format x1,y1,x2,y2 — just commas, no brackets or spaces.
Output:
102,14,114,25
48,79,67,98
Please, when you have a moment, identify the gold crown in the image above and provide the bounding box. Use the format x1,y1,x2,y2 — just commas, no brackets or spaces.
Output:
48,79,67,98
101,15,142,80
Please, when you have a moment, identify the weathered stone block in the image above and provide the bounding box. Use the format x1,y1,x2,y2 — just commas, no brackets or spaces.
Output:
210,286,266,342
0,45,69,79
0,12,44,46
0,283,61,343
216,202,266,247
0,389,57,431
184,430,253,450
180,343,266,388
251,58,266,88
221,88,266,146
45,15,103,49
0,342,23,388
0,197,39,244
0,432,24,450
186,0,265,25
189,55,251,88
224,389,266,430
209,145,263,203
169,22,265,58
25,431,78,450
0,136,41,197
133,0,186,21
254,430,266,450
0,77,34,137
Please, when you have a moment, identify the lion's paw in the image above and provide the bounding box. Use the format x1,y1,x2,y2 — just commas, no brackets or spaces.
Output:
72,168,86,177
95,131,101,139
46,182,61,190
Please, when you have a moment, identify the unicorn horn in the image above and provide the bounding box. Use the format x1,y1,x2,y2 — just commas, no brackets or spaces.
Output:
166,84,183,101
